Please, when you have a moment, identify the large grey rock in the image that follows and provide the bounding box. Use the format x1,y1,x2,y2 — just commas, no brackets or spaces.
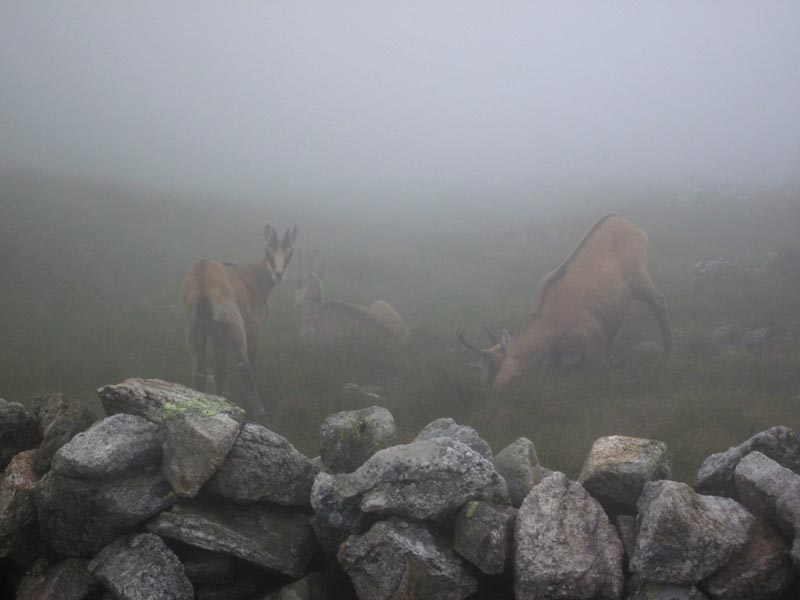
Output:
338,517,478,600
696,427,800,498
162,410,241,497
0,399,39,471
579,436,672,514
51,414,161,479
98,378,245,425
493,437,549,508
415,417,493,459
514,472,624,600
701,516,794,600
630,480,754,584
309,472,375,557
147,501,317,578
319,406,397,473
15,558,99,600
453,500,516,575
88,533,193,600
36,466,178,556
33,393,96,475
0,450,39,557
314,438,507,526
734,450,800,536
204,423,318,506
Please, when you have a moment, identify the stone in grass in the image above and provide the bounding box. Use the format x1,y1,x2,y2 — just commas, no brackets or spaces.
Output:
415,417,493,460
0,450,39,558
15,558,99,600
579,435,672,514
695,426,800,498
147,500,317,578
338,517,478,600
51,414,161,480
319,406,397,473
453,500,516,575
701,516,794,600
493,437,550,508
88,533,193,600
204,423,318,506
514,472,624,600
630,480,754,585
734,450,800,537
97,378,245,426
33,393,96,475
0,399,40,471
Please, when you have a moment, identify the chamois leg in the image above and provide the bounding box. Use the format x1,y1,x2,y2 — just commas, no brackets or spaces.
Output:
188,322,208,392
228,324,266,419
633,277,673,356
212,331,229,396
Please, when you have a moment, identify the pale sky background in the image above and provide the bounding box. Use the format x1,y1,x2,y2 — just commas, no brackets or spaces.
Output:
1,2,799,198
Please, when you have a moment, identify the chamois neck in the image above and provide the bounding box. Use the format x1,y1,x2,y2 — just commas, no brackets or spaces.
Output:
246,257,277,295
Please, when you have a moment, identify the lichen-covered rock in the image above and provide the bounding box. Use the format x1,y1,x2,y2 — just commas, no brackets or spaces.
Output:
579,436,671,514
98,378,245,425
15,558,99,600
162,411,241,497
204,423,318,506
88,533,193,600
415,417,493,459
453,500,516,575
0,450,39,557
701,516,794,600
695,427,800,498
51,414,161,479
734,451,800,536
493,437,550,508
338,517,478,600
514,472,624,600
630,481,754,585
0,399,40,471
319,406,397,473
146,500,317,578
33,393,96,475
36,466,178,556
312,438,508,533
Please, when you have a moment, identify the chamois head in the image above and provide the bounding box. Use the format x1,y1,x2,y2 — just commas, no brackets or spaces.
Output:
264,225,298,283
294,249,325,310
457,326,520,391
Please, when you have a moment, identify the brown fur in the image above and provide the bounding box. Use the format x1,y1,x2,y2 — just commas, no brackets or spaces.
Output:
182,225,297,417
460,214,672,390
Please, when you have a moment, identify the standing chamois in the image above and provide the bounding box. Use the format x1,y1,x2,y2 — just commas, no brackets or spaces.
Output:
182,225,298,417
294,250,410,345
459,214,672,391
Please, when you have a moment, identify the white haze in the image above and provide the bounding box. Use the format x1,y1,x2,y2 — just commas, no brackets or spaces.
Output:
1,1,799,201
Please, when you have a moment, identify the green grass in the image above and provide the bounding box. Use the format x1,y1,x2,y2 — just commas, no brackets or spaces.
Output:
1,171,799,483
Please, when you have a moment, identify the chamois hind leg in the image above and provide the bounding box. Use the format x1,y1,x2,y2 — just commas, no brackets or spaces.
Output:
227,322,266,419
632,274,673,356
212,330,229,396
187,321,209,392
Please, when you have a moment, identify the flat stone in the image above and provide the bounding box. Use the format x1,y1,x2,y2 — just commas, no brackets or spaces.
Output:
453,500,516,575
319,406,397,473
579,435,671,514
734,450,800,536
147,501,317,578
88,533,193,600
493,437,550,508
204,423,318,506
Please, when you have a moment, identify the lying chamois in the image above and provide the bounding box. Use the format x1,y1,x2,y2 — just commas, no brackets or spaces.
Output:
182,225,298,417
294,251,410,346
459,214,672,391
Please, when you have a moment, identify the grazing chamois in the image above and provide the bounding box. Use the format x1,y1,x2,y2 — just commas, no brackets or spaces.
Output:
294,250,410,345
182,225,298,417
459,214,672,391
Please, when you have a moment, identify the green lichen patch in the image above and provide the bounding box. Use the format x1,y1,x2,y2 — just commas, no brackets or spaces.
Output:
161,394,245,422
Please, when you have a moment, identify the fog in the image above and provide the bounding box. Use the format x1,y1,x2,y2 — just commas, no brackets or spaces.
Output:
1,2,799,200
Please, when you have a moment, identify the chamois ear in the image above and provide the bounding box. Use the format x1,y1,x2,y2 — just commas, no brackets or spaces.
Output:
500,329,511,352
288,225,298,246
264,225,277,247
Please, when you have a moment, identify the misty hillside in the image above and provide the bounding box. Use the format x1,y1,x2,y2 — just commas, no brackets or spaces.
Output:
2,170,799,480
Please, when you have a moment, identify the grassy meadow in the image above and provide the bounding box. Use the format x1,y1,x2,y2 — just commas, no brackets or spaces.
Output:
1,170,799,482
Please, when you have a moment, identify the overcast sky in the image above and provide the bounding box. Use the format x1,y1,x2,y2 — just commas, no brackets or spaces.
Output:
1,2,798,197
